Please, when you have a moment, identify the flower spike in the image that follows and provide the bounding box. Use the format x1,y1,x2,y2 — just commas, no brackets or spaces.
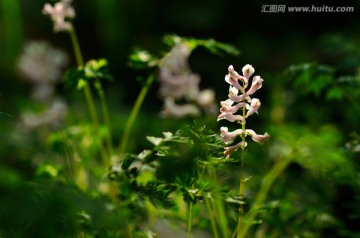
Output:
218,64,270,158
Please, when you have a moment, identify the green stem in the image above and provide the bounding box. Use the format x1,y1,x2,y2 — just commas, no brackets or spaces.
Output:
239,156,293,238
236,149,245,238
95,78,113,165
187,200,193,238
208,165,229,238
59,130,75,182
69,25,84,66
236,100,247,238
204,195,220,238
118,75,155,157
68,25,108,162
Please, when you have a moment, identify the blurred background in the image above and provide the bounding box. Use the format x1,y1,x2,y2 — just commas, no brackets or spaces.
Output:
1,0,360,237
1,0,360,157
1,0,359,109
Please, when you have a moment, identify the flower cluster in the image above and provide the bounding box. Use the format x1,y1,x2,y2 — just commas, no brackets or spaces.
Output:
17,41,69,131
17,41,69,102
19,98,67,131
218,65,270,158
42,0,75,32
159,43,217,118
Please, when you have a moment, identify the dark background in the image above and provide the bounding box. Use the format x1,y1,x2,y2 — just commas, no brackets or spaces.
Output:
1,0,359,111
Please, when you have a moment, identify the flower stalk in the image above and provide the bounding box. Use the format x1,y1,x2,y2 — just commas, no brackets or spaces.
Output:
218,65,270,238
42,0,113,176
118,75,155,158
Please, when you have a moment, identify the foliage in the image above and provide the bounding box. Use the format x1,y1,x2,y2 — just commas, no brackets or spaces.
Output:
1,1,360,237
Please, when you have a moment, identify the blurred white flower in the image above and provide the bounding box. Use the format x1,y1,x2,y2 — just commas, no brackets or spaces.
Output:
158,43,217,118
42,0,75,32
17,40,69,101
159,43,199,99
159,70,200,100
196,89,217,115
20,98,67,131
160,98,200,118
31,83,55,102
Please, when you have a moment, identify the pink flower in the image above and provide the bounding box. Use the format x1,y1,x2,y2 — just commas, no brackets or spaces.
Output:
225,65,247,91
246,76,263,96
228,87,250,103
224,142,248,159
220,127,244,144
217,112,245,123
242,64,255,80
42,0,75,32
218,64,270,158
246,98,261,118
220,99,247,114
245,129,270,144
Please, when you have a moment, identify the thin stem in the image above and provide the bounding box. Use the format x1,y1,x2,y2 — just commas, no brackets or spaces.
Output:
204,195,220,238
236,88,247,238
187,169,198,238
208,165,229,238
118,75,155,158
68,25,108,163
59,130,75,182
239,156,293,238
69,25,84,66
236,149,245,238
187,200,193,238
95,78,113,165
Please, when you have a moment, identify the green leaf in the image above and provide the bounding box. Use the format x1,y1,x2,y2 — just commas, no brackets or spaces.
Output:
63,67,86,89
128,49,159,69
162,132,173,139
63,59,113,90
163,34,183,46
84,58,113,81
285,62,335,97
136,171,155,185
0,112,13,118
137,150,152,160
163,34,240,56
326,87,344,101
35,164,59,178
146,136,163,146
195,38,240,56
77,78,87,90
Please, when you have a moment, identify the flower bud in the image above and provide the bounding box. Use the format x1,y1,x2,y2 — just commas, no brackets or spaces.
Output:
246,98,261,118
242,64,255,80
